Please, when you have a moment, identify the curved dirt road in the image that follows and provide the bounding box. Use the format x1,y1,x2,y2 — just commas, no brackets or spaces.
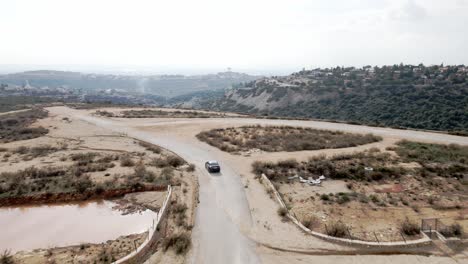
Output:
49,107,468,264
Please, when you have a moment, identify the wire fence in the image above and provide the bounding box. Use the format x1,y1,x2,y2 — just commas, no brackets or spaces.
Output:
322,221,416,243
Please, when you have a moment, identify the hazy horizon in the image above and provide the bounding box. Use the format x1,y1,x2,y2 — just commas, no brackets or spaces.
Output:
1,0,468,75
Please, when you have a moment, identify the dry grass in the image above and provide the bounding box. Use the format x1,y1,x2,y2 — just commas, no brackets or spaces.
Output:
120,109,224,118
394,140,468,179
197,125,381,153
252,149,402,182
138,141,162,154
301,215,320,230
326,222,349,238
119,155,135,167
440,223,464,238
0,151,174,200
162,233,191,255
0,108,49,143
94,109,226,119
149,155,185,168
400,218,420,236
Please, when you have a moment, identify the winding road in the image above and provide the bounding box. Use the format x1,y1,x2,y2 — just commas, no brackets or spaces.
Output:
49,107,468,264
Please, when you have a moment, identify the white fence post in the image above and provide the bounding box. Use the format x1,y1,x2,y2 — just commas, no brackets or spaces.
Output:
113,185,172,264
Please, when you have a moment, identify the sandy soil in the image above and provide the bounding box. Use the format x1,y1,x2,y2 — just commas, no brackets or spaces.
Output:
44,106,468,264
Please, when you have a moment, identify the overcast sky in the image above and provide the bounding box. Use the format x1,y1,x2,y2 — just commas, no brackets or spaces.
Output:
1,0,467,74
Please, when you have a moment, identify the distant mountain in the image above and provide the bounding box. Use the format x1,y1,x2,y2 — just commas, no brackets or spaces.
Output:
0,70,259,98
207,65,468,132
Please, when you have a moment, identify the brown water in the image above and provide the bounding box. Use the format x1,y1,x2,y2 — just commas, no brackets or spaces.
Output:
0,200,157,253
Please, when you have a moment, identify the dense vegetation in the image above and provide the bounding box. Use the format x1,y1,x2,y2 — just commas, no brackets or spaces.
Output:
215,64,468,132
197,125,381,153
392,141,468,179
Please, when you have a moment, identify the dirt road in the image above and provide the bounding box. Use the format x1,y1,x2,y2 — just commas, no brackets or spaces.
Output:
49,107,467,264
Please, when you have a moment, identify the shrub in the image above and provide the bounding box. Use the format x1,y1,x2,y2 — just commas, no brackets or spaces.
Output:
358,195,369,203
75,177,93,193
95,110,114,117
172,204,188,214
1,250,14,264
162,233,191,255
29,145,59,157
161,167,174,180
400,218,420,236
167,155,185,167
326,222,349,238
440,223,463,237
139,141,161,154
277,159,299,169
133,164,156,182
301,216,320,230
150,157,169,168
277,207,288,218
320,194,330,201
70,152,98,162
337,193,351,204
149,156,184,168
120,155,135,167
13,146,29,155
252,161,274,176
196,126,381,153
0,109,49,143
186,164,195,172
370,195,380,203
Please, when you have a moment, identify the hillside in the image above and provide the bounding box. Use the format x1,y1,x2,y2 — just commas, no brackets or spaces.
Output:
0,70,258,98
211,64,468,132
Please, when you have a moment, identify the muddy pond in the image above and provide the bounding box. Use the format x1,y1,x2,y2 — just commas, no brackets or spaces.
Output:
0,200,157,253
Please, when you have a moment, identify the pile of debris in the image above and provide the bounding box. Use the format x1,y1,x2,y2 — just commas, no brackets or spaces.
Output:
288,175,326,185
